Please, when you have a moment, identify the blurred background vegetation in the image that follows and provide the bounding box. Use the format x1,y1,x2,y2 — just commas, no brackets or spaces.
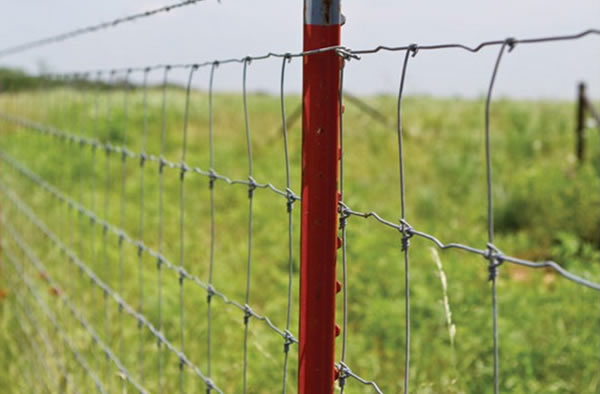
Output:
0,68,599,393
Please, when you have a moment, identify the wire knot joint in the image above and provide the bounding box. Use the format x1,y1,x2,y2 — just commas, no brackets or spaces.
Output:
283,330,296,353
243,304,254,325
399,219,414,251
286,188,298,213
505,37,517,52
208,169,217,189
485,243,503,281
248,176,257,198
408,43,419,57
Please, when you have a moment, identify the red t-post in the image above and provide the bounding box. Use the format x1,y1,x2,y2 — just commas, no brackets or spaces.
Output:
299,1,342,393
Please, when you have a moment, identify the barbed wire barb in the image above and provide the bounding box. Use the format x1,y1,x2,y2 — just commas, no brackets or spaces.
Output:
0,0,218,58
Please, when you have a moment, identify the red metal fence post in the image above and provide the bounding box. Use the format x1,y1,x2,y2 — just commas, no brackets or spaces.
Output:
299,1,342,393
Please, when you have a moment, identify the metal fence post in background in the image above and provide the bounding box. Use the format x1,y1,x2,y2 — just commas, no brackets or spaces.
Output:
299,1,342,393
576,82,586,163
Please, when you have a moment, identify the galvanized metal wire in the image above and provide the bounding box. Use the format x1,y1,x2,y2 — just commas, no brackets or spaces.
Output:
0,57,299,393
0,0,217,58
333,29,600,394
0,179,224,393
0,27,599,394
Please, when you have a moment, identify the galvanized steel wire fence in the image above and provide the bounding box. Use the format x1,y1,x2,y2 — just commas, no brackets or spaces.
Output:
0,61,301,393
0,3,600,392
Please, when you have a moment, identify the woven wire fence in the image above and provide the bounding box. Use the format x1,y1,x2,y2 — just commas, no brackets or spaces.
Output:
0,2,600,392
0,59,303,393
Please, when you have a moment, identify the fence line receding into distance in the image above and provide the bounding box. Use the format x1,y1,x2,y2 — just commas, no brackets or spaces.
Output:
0,1,599,393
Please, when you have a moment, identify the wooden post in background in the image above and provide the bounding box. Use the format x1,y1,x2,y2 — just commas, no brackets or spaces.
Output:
576,82,586,163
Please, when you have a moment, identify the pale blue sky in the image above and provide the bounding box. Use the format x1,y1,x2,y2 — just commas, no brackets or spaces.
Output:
0,0,598,98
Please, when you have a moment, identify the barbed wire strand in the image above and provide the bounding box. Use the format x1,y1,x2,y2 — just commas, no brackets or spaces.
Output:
0,0,217,58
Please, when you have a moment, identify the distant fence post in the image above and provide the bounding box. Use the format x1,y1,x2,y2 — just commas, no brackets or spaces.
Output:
299,1,342,393
576,82,586,163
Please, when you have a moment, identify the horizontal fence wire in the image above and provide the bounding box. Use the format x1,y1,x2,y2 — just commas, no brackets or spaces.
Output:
2,218,147,393
0,0,216,58
21,28,599,76
336,29,600,393
0,51,300,392
0,26,599,394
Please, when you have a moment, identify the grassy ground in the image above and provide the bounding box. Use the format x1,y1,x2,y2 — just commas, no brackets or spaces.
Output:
0,85,599,394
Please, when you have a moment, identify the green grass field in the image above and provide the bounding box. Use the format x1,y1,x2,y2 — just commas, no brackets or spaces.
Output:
0,84,599,393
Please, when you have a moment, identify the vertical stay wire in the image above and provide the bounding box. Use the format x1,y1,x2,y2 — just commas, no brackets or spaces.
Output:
12,260,51,393
90,72,102,376
206,60,218,393
280,54,295,394
157,66,171,391
15,278,58,393
15,277,73,393
36,72,47,124
138,68,151,383
118,69,132,389
485,38,514,394
242,57,254,394
179,65,198,393
69,75,81,251
61,75,72,254
5,244,109,394
66,74,79,387
339,57,349,394
397,46,416,394
102,70,116,388
77,73,92,391
60,74,73,388
77,72,90,266
90,72,101,273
